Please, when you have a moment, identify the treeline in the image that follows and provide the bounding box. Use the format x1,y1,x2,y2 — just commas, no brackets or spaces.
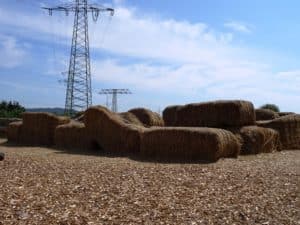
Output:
0,101,25,118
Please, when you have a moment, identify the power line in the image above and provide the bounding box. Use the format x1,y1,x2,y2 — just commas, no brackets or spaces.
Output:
43,0,114,115
99,89,132,112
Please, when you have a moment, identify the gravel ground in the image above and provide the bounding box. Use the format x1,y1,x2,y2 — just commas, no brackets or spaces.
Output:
0,138,299,225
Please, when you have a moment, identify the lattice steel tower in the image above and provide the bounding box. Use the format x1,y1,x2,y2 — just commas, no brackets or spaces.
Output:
99,89,132,112
43,1,114,115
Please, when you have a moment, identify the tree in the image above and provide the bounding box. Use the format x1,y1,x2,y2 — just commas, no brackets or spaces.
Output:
0,100,25,118
259,104,280,113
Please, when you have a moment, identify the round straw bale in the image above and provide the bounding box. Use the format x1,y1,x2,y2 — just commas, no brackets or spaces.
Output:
162,105,182,126
118,112,144,127
256,114,300,150
255,109,279,121
141,127,240,162
7,121,23,143
228,126,281,154
128,108,164,127
55,121,92,150
85,106,144,153
175,100,255,128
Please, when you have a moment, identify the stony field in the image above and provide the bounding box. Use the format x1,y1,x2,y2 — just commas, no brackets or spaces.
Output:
0,138,299,225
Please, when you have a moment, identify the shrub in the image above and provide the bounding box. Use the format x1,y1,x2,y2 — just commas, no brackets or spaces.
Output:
0,100,25,118
260,104,280,113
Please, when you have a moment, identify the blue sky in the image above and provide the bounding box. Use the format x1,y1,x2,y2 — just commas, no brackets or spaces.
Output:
0,0,299,112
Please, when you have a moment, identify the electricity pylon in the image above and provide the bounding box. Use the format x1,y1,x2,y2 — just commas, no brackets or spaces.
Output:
99,89,132,112
43,0,114,115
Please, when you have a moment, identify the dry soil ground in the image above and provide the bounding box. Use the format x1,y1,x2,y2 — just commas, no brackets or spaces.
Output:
0,138,299,225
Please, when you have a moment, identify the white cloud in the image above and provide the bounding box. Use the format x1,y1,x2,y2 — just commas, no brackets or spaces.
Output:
277,70,300,79
224,21,253,34
0,35,27,68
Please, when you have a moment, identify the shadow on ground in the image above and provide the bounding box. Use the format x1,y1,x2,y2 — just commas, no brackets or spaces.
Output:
0,139,216,164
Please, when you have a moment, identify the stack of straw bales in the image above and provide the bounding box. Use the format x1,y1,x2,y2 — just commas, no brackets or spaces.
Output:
54,121,91,150
163,100,255,127
7,113,70,146
118,112,144,127
141,127,240,162
128,108,164,127
162,100,283,155
163,105,182,126
256,114,300,149
255,109,279,121
85,106,144,153
228,126,281,154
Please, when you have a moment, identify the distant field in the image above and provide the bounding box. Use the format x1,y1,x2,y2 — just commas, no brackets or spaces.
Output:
0,138,299,225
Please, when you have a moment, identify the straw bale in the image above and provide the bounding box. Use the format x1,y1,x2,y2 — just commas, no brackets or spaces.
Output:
175,100,255,127
140,127,240,162
256,114,300,149
278,112,295,117
19,112,70,146
228,126,281,155
118,112,144,126
7,121,23,143
162,105,183,126
84,106,144,153
128,108,164,127
54,121,92,150
255,109,279,121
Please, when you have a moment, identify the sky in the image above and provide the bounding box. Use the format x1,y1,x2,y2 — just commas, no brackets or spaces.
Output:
0,0,299,113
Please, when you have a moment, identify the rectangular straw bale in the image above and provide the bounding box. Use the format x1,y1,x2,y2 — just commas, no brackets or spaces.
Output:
255,109,279,121
141,127,241,162
7,121,23,143
175,100,255,127
20,112,70,146
54,121,92,150
162,105,182,126
228,126,281,155
84,106,144,153
256,114,300,150
128,108,164,127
